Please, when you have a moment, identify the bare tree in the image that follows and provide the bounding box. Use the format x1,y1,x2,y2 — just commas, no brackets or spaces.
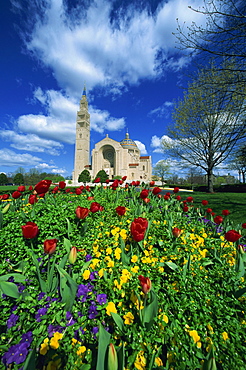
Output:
162,64,246,192
175,0,246,92
228,145,246,182
153,160,171,186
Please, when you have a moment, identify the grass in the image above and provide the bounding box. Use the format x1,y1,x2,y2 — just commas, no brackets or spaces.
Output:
180,191,246,226
1,185,245,226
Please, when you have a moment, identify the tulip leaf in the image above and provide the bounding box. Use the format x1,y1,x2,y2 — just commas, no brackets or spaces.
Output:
233,286,246,299
29,250,47,292
0,281,20,299
143,290,158,331
96,324,111,370
23,349,37,370
56,266,77,311
0,273,26,282
63,237,72,254
235,253,245,278
117,342,125,370
0,211,3,229
47,255,57,293
111,312,125,334
165,261,179,270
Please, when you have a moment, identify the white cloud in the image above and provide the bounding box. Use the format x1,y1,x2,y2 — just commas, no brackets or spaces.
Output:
149,101,174,118
23,0,205,95
90,107,125,133
134,140,148,155
0,130,64,155
0,149,42,167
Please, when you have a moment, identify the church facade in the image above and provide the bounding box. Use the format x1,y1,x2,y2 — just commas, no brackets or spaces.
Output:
73,89,152,183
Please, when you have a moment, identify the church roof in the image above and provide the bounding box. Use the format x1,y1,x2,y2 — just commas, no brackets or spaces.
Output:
120,132,138,149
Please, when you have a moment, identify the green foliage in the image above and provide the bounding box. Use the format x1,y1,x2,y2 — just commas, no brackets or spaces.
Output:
95,169,109,183
78,169,91,183
0,173,8,185
13,173,25,185
44,175,65,183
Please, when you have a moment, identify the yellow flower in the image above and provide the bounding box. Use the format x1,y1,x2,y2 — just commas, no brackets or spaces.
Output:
77,346,86,356
131,266,140,273
123,312,134,325
162,314,169,323
134,351,146,370
207,324,214,334
155,357,163,366
222,331,229,341
120,229,128,240
83,269,90,280
131,255,138,263
53,332,63,340
106,302,117,316
189,330,201,348
98,268,105,277
106,247,113,255
47,355,61,370
40,338,49,355
107,260,115,268
50,332,63,350
114,247,122,260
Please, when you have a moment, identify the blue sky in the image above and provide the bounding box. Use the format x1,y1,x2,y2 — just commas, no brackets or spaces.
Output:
1,0,210,178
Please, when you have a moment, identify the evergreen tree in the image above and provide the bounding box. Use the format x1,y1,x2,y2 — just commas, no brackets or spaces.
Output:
78,169,91,183
95,170,109,183
0,173,8,185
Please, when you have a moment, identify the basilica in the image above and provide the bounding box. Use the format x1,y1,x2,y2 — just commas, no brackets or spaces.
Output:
72,88,152,183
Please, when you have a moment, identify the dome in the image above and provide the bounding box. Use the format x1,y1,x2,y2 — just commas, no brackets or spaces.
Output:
120,132,138,149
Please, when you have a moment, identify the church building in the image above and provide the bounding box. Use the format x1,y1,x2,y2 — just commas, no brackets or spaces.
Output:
73,88,152,183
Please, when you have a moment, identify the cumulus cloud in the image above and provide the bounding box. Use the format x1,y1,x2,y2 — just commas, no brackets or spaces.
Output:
134,140,148,155
0,149,42,167
0,130,64,155
22,0,205,95
149,101,174,118
90,107,125,133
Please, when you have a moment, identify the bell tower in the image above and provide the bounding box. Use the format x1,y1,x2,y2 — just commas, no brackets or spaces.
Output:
73,86,90,183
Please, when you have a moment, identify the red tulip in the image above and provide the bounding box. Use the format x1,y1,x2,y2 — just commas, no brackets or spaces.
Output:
21,222,39,239
135,181,140,186
201,200,208,206
183,205,189,212
52,186,59,194
29,186,33,191
29,194,38,205
152,187,162,195
173,187,179,193
206,208,213,214
186,196,193,203
90,202,104,213
224,230,242,243
59,181,66,189
143,197,150,203
138,275,152,294
140,189,149,199
12,191,21,199
94,177,101,183
164,194,170,200
108,343,118,370
242,223,246,229
75,206,89,219
44,239,58,254
0,194,9,200
214,215,223,224
130,217,148,242
75,188,82,195
176,195,181,201
122,176,127,181
116,206,126,216
106,179,110,184
149,181,155,187
222,209,230,216
34,180,52,195
18,186,25,192
172,227,182,238
87,196,94,201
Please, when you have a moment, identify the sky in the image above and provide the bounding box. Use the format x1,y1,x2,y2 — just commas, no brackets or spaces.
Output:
1,0,231,179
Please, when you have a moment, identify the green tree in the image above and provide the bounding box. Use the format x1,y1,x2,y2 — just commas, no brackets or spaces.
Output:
228,144,246,183
94,170,109,183
163,64,246,192
13,173,25,185
0,173,8,185
153,160,171,186
78,169,91,183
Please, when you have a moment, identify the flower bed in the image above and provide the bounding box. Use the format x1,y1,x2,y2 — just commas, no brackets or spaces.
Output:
0,181,245,370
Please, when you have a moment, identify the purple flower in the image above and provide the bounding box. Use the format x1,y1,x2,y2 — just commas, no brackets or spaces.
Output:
48,324,64,337
92,326,99,334
77,283,93,302
7,313,19,329
37,292,46,301
66,311,76,326
85,254,92,262
96,293,107,305
20,331,33,345
35,307,47,322
88,302,98,319
89,271,98,281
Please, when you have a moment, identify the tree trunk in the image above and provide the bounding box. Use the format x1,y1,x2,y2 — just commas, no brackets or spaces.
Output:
207,168,214,193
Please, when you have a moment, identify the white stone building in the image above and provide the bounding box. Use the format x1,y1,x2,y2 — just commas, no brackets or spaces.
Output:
72,88,152,183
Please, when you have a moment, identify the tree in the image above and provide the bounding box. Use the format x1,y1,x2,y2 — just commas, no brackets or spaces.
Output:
13,173,25,185
228,144,246,182
175,0,246,93
78,169,91,183
153,160,171,186
0,173,8,185
94,170,109,183
163,64,246,192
